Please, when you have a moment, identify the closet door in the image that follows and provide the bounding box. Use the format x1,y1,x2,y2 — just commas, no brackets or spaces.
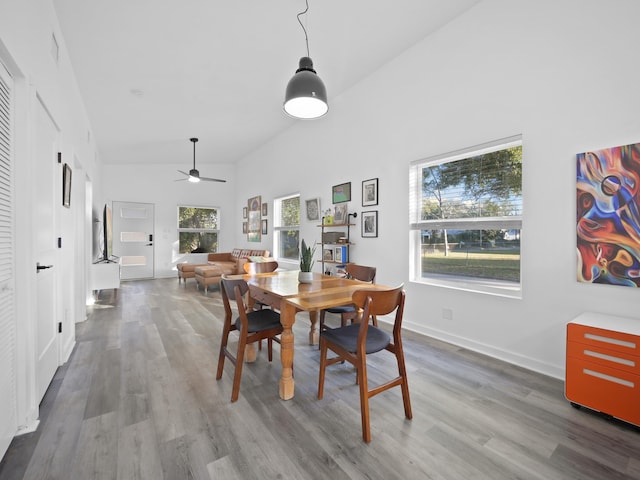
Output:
0,61,16,459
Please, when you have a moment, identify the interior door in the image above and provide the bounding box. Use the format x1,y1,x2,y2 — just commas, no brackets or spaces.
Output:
34,98,59,402
112,201,154,280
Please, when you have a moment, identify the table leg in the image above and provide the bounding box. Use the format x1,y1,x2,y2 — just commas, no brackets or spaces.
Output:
308,309,319,345
245,295,257,362
245,344,257,363
279,301,296,400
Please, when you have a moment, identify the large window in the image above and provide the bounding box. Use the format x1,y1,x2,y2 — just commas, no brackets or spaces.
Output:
409,136,522,296
178,206,219,253
274,194,300,262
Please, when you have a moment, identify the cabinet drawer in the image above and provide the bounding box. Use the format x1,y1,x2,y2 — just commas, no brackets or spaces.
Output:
567,340,640,375
566,357,640,426
567,323,640,357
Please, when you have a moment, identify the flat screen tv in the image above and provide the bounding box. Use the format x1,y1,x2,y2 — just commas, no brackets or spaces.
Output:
102,204,113,262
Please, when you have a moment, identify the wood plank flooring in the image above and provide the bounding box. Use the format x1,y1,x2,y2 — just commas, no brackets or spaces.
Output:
1,278,639,479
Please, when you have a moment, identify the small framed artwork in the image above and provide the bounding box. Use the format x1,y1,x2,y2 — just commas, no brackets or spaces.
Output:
305,197,320,221
323,248,334,261
262,203,268,216
362,178,378,207
247,195,261,242
334,203,347,224
332,182,351,204
242,222,248,234
243,207,248,219
362,210,378,238
261,219,268,235
62,163,72,208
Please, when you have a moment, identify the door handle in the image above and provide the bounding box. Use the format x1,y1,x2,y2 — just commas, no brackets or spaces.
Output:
36,263,53,272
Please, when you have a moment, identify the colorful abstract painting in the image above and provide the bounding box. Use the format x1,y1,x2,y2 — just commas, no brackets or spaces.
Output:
577,142,640,287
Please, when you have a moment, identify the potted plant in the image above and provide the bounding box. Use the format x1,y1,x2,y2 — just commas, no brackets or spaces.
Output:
299,239,316,283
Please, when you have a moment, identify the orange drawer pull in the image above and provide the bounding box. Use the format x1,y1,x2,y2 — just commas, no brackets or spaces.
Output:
584,332,636,349
583,368,635,388
584,349,636,367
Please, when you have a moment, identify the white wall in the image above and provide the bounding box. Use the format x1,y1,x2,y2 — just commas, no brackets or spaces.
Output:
103,163,237,278
235,0,640,379
0,0,99,448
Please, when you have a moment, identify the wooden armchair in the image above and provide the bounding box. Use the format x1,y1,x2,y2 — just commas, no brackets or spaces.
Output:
317,285,412,442
319,264,377,330
216,276,283,402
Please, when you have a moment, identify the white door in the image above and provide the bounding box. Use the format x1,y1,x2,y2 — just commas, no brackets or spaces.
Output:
112,201,154,280
34,98,59,402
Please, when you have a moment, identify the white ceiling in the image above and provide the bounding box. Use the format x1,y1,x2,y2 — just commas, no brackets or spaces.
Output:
53,0,480,167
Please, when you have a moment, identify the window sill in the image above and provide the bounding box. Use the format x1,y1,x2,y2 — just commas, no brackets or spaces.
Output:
411,274,522,299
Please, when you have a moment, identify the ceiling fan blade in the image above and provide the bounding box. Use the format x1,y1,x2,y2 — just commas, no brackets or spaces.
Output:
174,178,188,182
177,170,190,176
200,176,227,183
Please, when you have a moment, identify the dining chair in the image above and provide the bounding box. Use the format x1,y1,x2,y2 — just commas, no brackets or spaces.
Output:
243,260,279,310
216,276,283,402
243,259,279,275
319,263,377,330
317,285,412,442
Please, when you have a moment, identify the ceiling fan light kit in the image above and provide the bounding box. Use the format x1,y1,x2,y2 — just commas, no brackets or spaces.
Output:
176,137,226,183
283,0,328,119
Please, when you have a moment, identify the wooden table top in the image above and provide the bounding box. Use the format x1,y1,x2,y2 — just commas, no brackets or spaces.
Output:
236,270,389,311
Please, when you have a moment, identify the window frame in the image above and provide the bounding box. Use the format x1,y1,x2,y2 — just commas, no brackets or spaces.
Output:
273,193,300,264
409,135,523,298
177,205,221,254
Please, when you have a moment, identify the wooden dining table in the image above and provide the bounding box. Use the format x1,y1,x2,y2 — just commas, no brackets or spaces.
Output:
231,270,389,400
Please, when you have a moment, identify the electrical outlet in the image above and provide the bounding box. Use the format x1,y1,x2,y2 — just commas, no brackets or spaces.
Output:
442,308,453,320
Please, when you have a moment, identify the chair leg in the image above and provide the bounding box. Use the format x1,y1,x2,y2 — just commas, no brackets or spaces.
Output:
395,344,413,419
216,324,232,380
317,339,328,399
267,337,273,362
319,310,327,330
357,356,372,443
231,335,247,402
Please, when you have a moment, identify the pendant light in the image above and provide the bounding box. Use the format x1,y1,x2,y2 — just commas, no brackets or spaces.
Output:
283,0,328,119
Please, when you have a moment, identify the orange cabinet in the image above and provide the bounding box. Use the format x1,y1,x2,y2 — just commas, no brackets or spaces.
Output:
566,313,640,426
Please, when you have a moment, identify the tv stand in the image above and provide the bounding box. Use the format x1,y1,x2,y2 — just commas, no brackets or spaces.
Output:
90,261,120,291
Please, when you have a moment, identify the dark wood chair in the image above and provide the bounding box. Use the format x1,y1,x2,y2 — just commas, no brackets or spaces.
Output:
216,276,283,402
319,264,377,330
317,285,412,442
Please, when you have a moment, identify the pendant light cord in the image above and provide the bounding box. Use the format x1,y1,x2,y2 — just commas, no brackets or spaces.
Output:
296,0,310,57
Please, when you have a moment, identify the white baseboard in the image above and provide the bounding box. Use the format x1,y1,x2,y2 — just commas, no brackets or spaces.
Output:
399,319,564,380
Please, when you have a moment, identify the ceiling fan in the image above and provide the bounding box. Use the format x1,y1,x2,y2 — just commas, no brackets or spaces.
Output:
176,138,226,183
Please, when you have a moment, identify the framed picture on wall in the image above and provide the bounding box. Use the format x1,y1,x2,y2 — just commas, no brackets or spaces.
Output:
332,182,351,204
334,203,347,224
262,203,268,216
361,210,378,237
305,197,320,221
362,178,378,206
261,219,268,235
247,195,261,242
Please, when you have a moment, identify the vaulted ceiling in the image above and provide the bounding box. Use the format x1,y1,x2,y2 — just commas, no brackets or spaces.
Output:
53,0,480,166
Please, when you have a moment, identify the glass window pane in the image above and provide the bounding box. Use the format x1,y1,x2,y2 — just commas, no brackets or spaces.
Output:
421,146,522,220
420,229,521,282
178,206,218,229
179,232,218,254
278,230,299,260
